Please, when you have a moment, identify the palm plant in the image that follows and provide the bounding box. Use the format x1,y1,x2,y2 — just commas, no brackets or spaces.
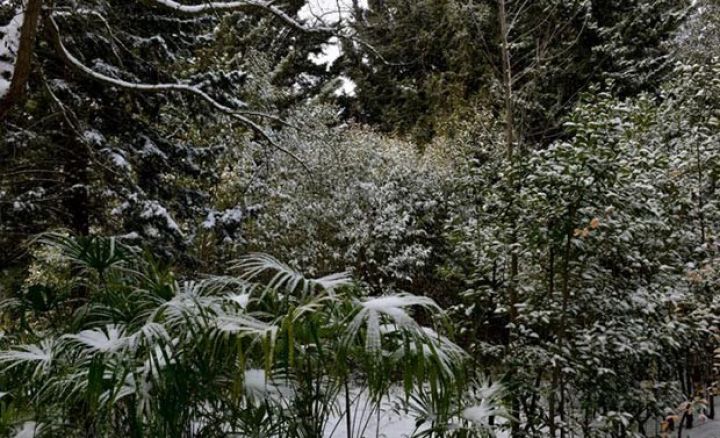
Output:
0,234,503,437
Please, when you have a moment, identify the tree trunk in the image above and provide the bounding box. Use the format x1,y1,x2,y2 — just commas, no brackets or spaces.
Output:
62,133,91,236
677,411,688,438
710,392,715,419
497,2,522,435
549,369,559,437
552,216,574,438
0,0,43,119
498,0,514,164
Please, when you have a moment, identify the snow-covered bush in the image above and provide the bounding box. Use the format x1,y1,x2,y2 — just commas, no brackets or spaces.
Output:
440,82,719,434
203,103,459,293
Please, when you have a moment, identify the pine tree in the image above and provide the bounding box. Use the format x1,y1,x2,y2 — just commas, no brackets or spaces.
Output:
344,0,689,145
0,0,340,270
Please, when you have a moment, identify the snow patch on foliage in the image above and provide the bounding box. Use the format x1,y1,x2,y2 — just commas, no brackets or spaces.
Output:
140,137,168,160
66,325,130,353
140,200,182,235
83,129,105,146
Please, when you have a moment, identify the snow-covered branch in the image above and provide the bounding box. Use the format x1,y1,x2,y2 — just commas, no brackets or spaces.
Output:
151,0,334,33
47,16,245,108
47,14,310,172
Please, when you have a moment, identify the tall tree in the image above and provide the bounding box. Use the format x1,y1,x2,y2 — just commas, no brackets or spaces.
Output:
0,0,344,270
344,0,689,145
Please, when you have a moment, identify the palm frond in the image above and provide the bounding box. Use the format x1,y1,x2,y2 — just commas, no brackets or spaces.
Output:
234,253,351,297
151,281,223,329
216,312,280,341
461,380,509,430
64,324,130,353
0,339,56,378
345,293,444,354
31,232,132,276
131,322,171,348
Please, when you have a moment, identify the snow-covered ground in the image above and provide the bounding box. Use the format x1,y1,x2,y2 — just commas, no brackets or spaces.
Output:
323,387,417,438
648,416,720,438
677,419,720,438
323,387,509,438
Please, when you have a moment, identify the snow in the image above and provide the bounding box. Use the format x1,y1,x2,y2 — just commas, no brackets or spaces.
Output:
154,0,261,14
0,1,24,98
102,148,131,170
12,421,40,438
346,294,443,353
227,292,250,308
334,75,357,97
66,325,129,353
309,36,342,67
324,388,417,438
324,387,509,438
140,137,168,160
83,129,105,146
109,152,131,170
201,211,217,229
140,200,182,234
219,207,243,225
0,340,55,373
48,14,256,122
462,405,495,425
118,231,140,240
152,0,321,33
243,369,291,403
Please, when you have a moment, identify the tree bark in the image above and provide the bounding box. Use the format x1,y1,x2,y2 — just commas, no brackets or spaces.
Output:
0,0,43,119
497,2,522,435
710,390,715,419
498,0,514,164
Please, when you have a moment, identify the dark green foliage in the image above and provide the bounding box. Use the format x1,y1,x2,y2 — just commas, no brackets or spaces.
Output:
344,0,689,144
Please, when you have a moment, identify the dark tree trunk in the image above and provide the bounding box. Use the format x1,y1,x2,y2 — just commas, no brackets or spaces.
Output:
0,0,43,119
710,394,715,419
62,133,91,236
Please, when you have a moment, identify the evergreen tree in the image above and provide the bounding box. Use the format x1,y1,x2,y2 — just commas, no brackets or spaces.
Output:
344,0,689,145
0,0,338,271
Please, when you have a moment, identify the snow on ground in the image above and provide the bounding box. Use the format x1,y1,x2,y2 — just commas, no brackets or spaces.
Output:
677,418,720,438
324,388,417,437
643,397,720,437
323,387,509,438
